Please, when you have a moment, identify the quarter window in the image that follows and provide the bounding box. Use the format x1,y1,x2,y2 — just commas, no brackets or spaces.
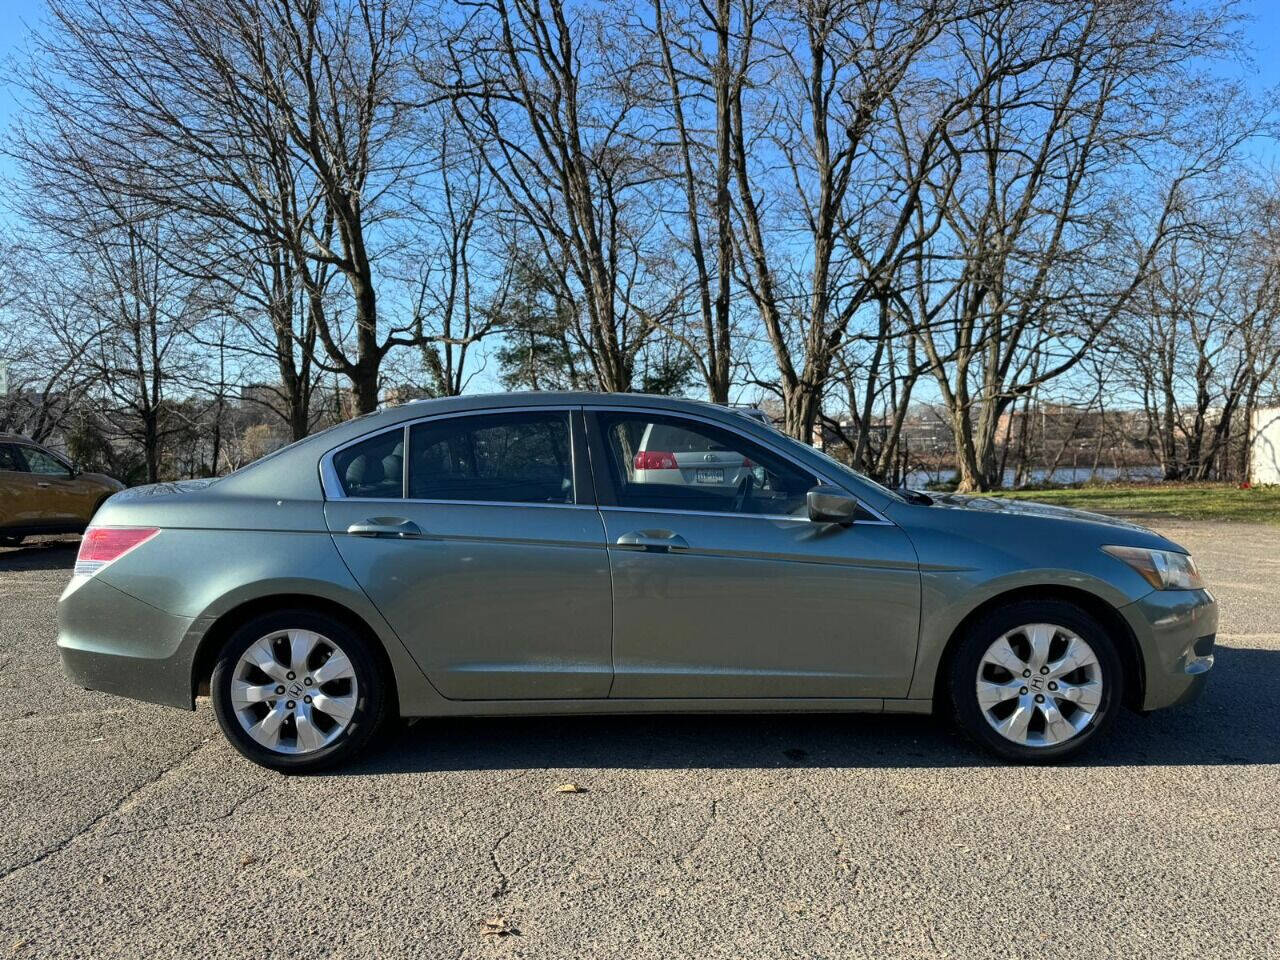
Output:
408,412,573,504
596,413,815,516
333,430,404,499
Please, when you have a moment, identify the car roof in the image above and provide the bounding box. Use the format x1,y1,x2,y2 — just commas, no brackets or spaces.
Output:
218,392,777,501
0,433,36,444
398,390,728,413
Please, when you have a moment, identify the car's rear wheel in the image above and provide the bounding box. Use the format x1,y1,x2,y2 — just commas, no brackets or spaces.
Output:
949,600,1123,762
211,610,389,772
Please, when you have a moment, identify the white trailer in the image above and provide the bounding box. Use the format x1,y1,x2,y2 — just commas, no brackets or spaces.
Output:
1251,407,1280,485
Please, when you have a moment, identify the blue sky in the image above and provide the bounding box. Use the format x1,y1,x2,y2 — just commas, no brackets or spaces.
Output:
1,0,1277,191
2,0,1278,158
1,0,1278,404
0,0,39,133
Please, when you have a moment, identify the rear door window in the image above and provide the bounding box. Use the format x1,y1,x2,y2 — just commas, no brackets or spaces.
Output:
0,444,24,472
408,411,573,504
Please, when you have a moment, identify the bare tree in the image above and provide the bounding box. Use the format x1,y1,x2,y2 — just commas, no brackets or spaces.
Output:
903,0,1246,489
436,0,684,392
17,0,428,416
1119,180,1280,480
406,105,512,397
728,0,989,440
0,242,103,444
642,0,739,402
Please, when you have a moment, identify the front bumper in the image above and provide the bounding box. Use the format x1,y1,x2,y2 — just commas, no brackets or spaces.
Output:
58,573,202,710
1120,588,1217,711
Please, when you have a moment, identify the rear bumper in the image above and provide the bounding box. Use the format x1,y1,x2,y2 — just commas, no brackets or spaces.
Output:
58,574,201,710
1121,588,1217,711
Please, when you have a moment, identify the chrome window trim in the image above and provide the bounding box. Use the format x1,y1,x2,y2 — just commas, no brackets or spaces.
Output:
319,401,895,526
320,405,579,507
600,504,812,523
331,495,597,512
583,403,895,526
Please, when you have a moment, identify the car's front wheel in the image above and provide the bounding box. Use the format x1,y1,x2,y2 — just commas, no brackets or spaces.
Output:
211,610,389,772
949,600,1123,762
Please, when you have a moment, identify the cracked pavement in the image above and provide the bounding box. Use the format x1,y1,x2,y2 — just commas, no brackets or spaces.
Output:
1,521,1277,959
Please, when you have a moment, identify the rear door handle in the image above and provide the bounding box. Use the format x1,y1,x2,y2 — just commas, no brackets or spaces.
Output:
615,530,689,552
346,517,424,539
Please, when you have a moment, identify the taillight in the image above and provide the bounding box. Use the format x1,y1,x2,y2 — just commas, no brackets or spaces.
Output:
75,527,159,577
634,450,678,470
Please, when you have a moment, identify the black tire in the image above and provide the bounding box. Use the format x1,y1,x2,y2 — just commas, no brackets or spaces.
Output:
211,609,390,773
0,536,23,548
949,599,1123,762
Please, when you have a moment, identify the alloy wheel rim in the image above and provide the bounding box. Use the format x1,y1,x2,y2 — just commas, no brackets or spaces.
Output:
230,629,358,755
976,623,1103,748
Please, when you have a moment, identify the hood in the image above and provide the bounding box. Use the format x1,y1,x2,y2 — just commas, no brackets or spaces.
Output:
925,493,1161,536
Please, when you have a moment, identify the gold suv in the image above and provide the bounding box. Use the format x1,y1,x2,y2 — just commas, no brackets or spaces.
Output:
0,434,124,547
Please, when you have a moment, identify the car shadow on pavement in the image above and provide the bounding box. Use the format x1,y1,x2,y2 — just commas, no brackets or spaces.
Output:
0,538,78,572
343,643,1279,775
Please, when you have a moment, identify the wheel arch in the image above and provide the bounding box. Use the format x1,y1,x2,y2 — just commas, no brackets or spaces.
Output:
931,584,1145,714
191,593,400,714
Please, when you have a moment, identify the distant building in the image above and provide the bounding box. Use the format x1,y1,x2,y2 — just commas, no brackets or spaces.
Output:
383,385,431,407
239,383,283,410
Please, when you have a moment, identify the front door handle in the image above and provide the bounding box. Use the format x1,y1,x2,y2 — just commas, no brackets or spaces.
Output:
346,517,424,539
615,530,689,552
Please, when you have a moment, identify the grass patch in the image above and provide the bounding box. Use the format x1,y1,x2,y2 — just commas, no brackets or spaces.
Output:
981,483,1280,524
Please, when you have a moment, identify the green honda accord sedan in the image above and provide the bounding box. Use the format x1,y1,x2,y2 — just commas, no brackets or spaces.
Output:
58,392,1216,771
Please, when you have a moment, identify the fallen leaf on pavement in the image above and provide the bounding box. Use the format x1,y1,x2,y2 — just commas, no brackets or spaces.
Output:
480,916,520,937
554,783,586,793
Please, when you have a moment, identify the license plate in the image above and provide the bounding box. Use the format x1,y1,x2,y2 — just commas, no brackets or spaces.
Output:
694,468,724,484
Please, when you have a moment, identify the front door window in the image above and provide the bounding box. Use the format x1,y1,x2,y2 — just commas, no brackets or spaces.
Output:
21,447,71,477
596,412,814,516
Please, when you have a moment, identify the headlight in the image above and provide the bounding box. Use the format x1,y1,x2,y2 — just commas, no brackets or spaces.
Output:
1102,545,1205,591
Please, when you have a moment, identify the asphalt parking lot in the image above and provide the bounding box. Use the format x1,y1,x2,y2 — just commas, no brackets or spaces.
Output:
1,521,1277,959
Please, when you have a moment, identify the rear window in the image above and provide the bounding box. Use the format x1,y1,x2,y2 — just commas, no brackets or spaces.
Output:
643,424,726,453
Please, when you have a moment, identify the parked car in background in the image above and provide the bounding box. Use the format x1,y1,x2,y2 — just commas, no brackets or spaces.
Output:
629,419,759,500
56,393,1216,771
0,434,123,547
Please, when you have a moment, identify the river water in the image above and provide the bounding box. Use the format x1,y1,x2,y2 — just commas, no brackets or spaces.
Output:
904,465,1164,490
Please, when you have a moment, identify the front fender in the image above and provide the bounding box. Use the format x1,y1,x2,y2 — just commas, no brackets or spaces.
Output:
905,565,1140,701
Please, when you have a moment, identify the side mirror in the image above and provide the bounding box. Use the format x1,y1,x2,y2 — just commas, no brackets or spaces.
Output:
806,485,859,525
